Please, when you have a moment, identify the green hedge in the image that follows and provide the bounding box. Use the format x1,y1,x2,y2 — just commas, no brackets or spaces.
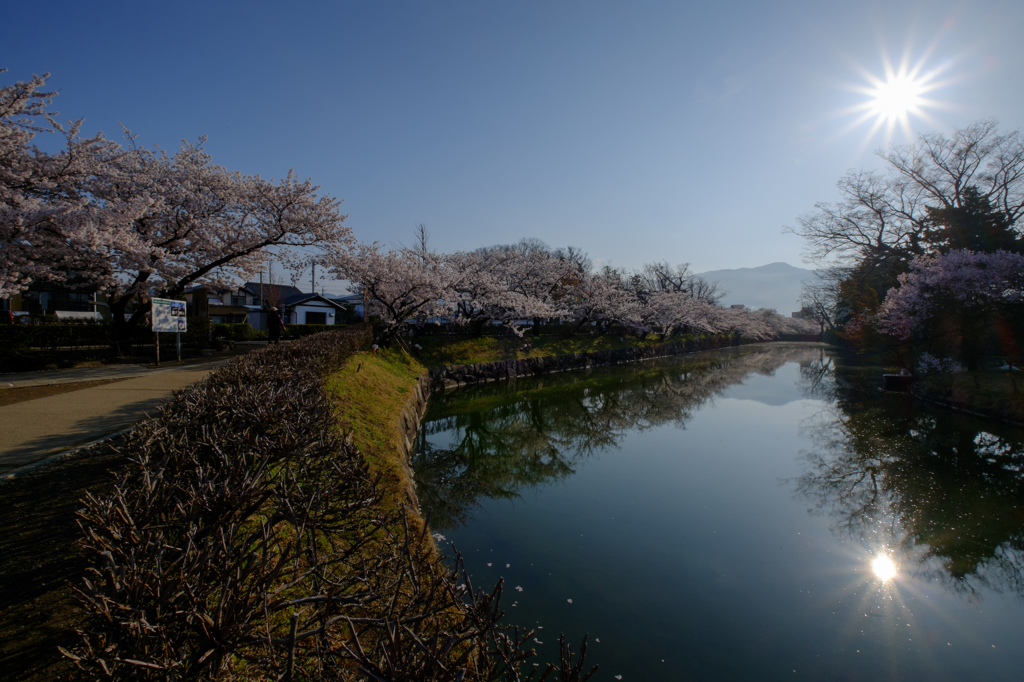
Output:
211,322,264,341
0,323,111,351
208,323,349,341
286,323,350,339
0,322,208,352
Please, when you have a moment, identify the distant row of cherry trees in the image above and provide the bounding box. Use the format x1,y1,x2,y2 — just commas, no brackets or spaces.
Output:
330,232,817,346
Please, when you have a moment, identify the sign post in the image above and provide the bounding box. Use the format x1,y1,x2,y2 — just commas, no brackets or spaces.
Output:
152,298,187,364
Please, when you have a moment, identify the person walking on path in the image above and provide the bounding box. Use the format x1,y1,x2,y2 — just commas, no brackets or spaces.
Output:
268,307,286,345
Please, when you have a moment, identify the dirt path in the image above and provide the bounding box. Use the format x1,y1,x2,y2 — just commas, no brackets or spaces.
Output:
0,360,228,476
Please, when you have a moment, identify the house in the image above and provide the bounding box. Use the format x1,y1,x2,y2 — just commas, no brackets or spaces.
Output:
241,282,304,310
1,276,106,321
185,282,354,328
329,293,366,321
282,292,350,325
185,284,257,325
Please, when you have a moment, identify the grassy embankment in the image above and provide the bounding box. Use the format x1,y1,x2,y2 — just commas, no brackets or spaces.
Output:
327,348,429,529
916,371,1024,424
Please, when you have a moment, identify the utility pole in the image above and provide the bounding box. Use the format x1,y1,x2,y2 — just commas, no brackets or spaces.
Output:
311,263,315,294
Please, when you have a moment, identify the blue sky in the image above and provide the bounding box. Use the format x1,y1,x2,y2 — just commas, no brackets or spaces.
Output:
4,0,1022,294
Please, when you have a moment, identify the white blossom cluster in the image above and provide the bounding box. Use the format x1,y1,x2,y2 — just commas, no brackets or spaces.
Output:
329,241,819,345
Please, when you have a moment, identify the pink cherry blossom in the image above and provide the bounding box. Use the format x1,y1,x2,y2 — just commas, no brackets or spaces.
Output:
877,249,1024,340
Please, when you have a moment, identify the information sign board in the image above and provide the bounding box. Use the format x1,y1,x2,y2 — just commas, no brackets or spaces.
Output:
152,298,187,332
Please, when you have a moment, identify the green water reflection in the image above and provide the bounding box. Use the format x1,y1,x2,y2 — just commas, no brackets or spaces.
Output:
417,346,801,530
794,355,1024,598
414,344,1024,681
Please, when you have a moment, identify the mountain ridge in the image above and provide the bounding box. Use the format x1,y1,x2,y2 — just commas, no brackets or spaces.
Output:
696,262,817,314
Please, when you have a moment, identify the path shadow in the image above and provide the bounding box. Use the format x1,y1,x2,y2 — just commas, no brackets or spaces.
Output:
0,444,125,680
0,392,169,473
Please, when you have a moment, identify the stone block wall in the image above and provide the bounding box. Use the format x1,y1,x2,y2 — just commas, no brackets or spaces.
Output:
394,373,432,510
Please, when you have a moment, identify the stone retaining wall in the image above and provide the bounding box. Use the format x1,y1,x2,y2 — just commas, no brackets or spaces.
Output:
428,334,744,390
394,373,432,510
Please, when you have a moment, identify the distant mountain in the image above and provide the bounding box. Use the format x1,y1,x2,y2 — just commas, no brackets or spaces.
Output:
696,262,817,315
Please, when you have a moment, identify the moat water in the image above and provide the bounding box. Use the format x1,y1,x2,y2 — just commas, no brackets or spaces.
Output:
413,343,1024,681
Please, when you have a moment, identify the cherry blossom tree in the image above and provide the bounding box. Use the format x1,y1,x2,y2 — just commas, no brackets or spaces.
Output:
329,243,459,346
93,139,351,343
1,70,130,298
2,70,352,348
877,249,1024,368
443,240,588,335
448,247,559,335
638,290,715,338
501,239,584,326
560,266,644,334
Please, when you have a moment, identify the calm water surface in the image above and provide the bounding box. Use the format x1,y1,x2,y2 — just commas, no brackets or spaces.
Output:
413,344,1024,681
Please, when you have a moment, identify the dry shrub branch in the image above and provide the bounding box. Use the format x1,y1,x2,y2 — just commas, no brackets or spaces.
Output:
65,329,595,681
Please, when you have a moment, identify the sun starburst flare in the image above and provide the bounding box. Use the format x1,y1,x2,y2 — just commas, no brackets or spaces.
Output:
836,39,956,150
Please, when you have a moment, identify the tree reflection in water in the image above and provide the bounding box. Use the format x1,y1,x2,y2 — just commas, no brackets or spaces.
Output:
793,352,1024,598
414,344,821,531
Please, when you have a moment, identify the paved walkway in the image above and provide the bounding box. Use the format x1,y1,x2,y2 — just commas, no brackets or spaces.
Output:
1,363,160,388
0,360,229,476
0,349,266,387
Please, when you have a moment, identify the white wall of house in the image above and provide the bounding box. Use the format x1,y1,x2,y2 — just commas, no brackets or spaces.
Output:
287,300,341,325
247,310,267,331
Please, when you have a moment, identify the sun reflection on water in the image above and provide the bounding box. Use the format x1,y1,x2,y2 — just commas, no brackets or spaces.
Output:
871,554,898,582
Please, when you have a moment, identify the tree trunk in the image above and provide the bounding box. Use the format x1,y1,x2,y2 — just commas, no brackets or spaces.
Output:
469,318,487,338
108,294,147,356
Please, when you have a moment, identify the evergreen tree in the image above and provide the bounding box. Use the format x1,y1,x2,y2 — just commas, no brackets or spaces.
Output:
923,186,1022,254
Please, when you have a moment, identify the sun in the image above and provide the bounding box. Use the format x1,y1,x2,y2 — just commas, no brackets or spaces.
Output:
837,40,954,149
869,74,926,122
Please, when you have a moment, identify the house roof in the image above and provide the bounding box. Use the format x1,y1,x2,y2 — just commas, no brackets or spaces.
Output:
282,293,349,310
243,282,304,301
187,283,236,295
